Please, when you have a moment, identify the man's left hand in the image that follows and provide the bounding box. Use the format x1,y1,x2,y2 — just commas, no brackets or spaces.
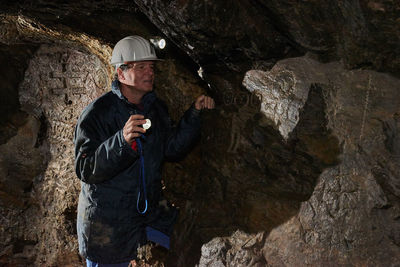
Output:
194,95,215,110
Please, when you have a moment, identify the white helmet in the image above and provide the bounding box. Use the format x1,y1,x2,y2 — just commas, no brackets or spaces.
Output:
110,35,160,66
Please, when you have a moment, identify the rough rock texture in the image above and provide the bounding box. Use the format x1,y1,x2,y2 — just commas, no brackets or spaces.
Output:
134,0,400,76
133,1,400,265
1,44,109,265
198,231,267,267
243,65,309,140
198,56,400,266
0,0,399,266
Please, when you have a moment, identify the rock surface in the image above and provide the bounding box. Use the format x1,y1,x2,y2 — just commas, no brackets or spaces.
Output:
199,56,400,266
0,0,399,266
1,44,109,266
134,0,400,77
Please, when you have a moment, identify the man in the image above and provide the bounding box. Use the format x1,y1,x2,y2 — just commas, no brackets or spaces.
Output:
74,35,215,266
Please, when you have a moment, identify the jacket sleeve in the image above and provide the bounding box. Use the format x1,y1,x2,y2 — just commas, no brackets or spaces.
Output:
74,114,139,184
164,105,201,160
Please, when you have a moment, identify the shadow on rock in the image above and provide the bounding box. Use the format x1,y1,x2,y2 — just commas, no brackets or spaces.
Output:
157,83,341,266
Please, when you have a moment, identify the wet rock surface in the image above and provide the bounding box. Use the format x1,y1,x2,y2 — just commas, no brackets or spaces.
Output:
0,0,399,266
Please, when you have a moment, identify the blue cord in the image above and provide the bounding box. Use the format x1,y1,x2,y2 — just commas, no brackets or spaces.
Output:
136,136,148,214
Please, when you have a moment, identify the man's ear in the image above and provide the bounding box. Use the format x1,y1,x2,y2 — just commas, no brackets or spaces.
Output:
117,68,125,81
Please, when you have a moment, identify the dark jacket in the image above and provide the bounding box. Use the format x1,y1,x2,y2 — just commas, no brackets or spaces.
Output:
74,83,200,263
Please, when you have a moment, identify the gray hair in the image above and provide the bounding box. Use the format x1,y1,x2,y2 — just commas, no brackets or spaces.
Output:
112,64,130,82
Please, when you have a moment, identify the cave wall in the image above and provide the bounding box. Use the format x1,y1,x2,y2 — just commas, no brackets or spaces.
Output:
199,56,400,266
0,0,399,266
134,1,400,265
1,44,109,265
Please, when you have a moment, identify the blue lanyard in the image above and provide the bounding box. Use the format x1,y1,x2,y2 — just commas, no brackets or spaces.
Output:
136,136,148,214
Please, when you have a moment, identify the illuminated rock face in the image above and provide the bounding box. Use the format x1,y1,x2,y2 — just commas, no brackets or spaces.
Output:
0,1,399,266
19,45,108,265
242,62,311,140
200,56,400,266
0,44,109,266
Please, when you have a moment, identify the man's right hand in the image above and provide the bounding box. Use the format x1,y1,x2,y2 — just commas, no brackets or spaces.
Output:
123,115,147,144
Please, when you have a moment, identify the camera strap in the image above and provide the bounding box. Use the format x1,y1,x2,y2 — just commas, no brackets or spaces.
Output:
136,136,148,214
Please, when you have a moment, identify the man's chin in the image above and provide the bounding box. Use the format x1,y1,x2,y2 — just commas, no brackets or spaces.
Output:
142,82,153,91
145,86,154,91
134,84,152,91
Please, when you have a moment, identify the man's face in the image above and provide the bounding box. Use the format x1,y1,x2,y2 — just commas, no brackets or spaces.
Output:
119,61,155,92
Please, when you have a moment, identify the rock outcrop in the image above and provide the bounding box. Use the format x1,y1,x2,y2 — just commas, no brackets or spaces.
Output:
199,56,400,266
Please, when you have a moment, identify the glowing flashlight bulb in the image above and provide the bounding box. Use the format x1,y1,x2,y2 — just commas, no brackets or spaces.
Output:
158,39,166,49
143,119,151,130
